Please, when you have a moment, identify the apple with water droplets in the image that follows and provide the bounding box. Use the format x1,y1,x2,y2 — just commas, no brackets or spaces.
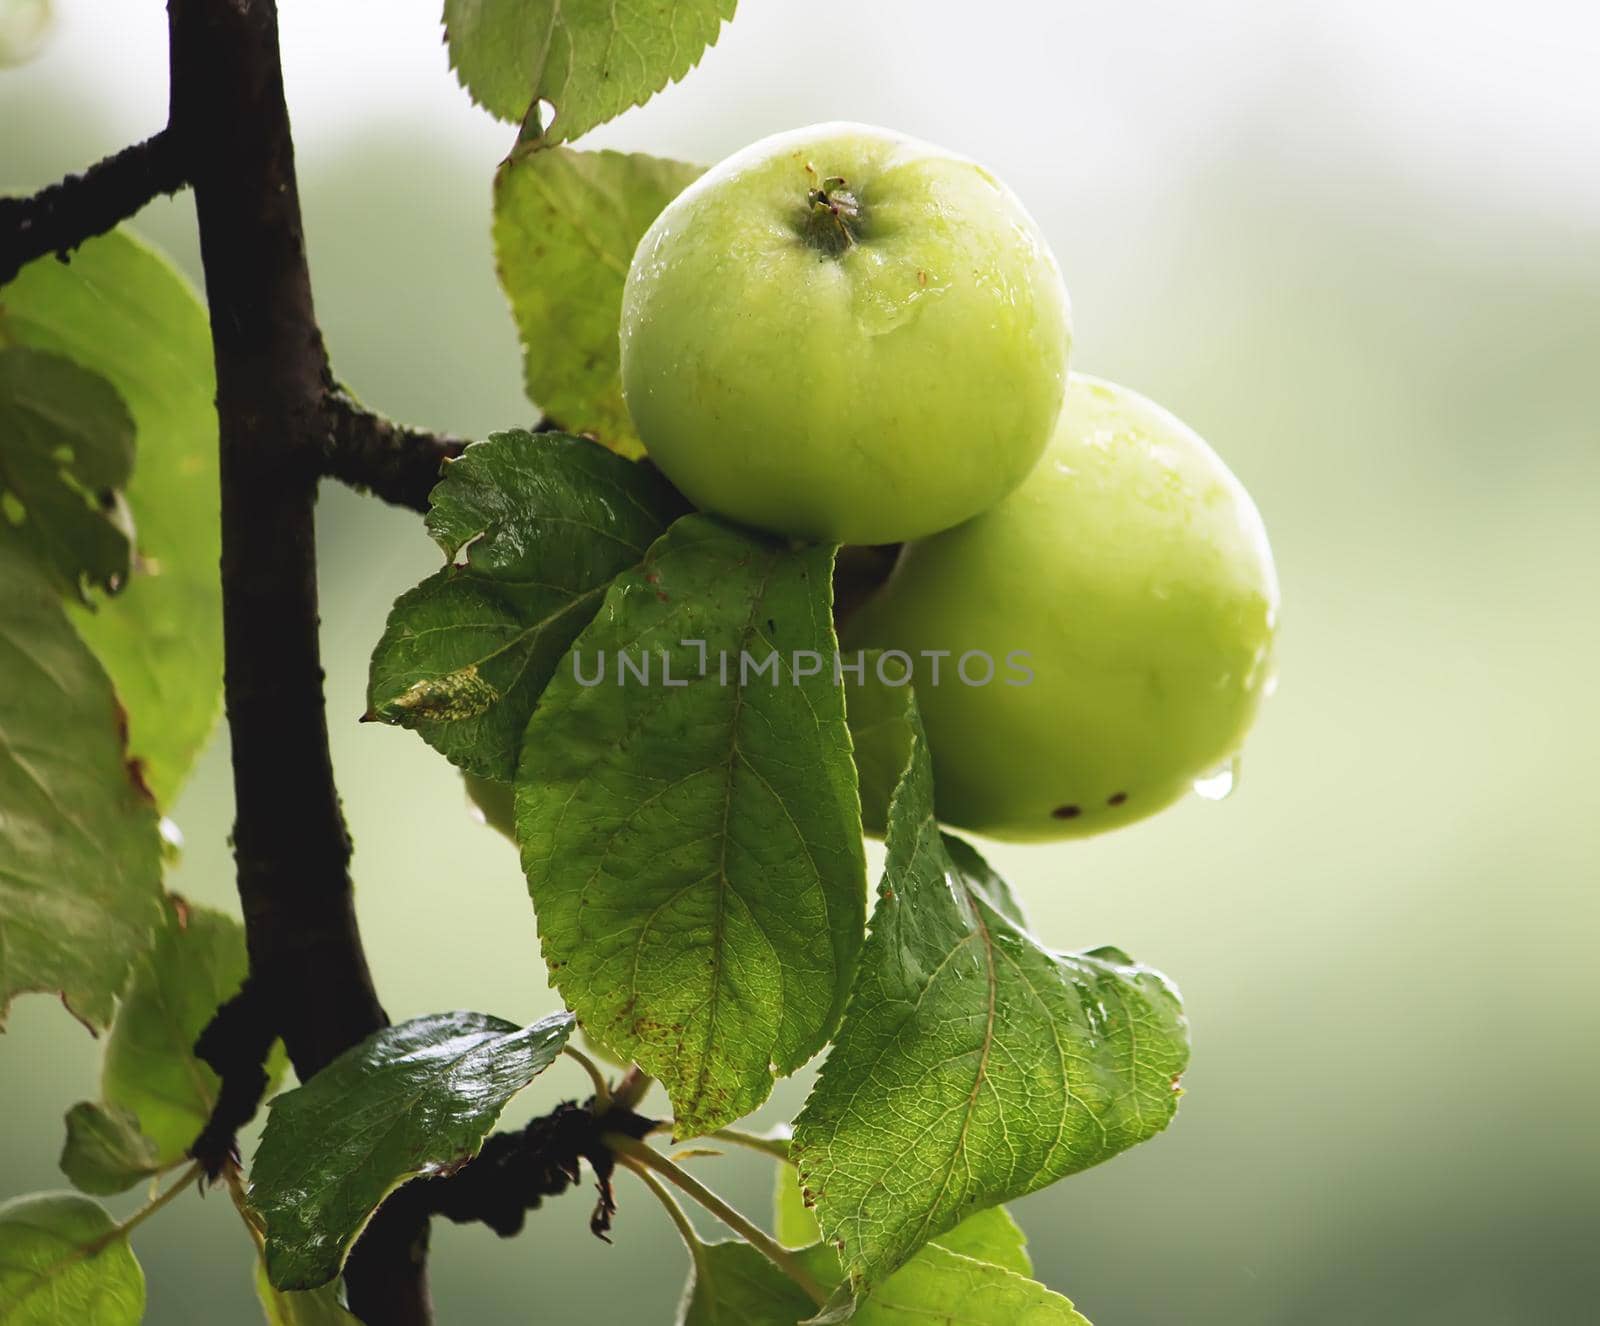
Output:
621,122,1072,545
846,375,1279,840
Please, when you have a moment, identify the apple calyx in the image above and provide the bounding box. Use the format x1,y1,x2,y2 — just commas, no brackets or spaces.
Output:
803,174,861,255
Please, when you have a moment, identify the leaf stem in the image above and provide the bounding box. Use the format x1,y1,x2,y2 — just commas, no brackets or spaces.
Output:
562,1044,611,1111
90,1163,201,1253
604,1134,827,1306
612,1064,652,1111
616,1154,704,1253
710,1125,793,1161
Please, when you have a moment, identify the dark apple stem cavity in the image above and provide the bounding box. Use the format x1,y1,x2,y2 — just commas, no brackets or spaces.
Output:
804,172,861,255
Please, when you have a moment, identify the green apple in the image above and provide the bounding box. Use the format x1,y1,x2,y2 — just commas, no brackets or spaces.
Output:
620,122,1071,546
846,374,1279,840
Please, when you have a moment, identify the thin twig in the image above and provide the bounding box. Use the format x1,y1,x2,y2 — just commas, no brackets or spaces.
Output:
0,129,188,287
322,390,467,513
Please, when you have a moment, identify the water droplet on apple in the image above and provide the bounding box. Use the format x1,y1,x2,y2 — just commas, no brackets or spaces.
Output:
1193,755,1239,802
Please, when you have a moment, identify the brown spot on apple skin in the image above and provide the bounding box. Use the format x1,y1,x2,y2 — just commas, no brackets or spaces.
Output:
1107,791,1128,806
1051,804,1081,820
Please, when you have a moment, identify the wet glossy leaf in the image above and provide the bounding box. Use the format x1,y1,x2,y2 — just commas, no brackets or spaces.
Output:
0,1192,144,1325
680,1239,1087,1326
517,515,866,1137
249,1010,573,1290
59,896,284,1189
773,1163,1031,1276
0,347,134,601
4,229,222,807
792,693,1189,1300
367,430,686,780
494,146,702,454
58,1104,160,1197
0,546,162,1031
443,0,736,142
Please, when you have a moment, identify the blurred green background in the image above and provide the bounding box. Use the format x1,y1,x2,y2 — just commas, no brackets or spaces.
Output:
4,2,1598,1323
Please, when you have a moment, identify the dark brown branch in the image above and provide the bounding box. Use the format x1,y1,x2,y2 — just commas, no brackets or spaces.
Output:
0,129,188,287
165,1,430,1321
323,391,467,513
189,977,277,1179
415,1100,658,1241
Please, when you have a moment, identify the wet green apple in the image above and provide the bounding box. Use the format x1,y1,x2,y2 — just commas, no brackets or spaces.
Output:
846,374,1279,840
620,122,1072,545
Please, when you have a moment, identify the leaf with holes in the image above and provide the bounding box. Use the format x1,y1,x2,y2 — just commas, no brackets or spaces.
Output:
680,1239,1089,1326
516,515,866,1138
0,546,162,1031
60,897,286,1192
0,1192,145,1325
443,0,737,143
367,430,687,780
4,229,222,807
248,1010,573,1290
792,692,1189,1305
494,147,702,454
0,347,134,603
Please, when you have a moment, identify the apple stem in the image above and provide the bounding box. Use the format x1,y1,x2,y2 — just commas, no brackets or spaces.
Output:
804,176,861,254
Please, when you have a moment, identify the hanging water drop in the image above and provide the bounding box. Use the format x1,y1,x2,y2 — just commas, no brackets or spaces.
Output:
1193,755,1240,802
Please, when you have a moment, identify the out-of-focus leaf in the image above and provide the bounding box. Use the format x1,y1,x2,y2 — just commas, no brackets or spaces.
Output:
773,1163,1031,1276
58,1104,160,1197
0,1192,144,1325
679,1238,1088,1326
3,228,221,807
367,430,686,780
517,515,865,1137
253,1259,359,1326
0,545,162,1031
443,0,736,143
58,896,284,1190
0,347,134,601
792,692,1188,1302
493,147,702,454
249,1010,573,1290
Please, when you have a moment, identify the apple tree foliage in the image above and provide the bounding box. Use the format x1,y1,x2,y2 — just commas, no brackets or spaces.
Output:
0,4,1192,1323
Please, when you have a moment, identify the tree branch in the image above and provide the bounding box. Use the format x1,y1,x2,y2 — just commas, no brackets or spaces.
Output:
414,1099,658,1241
0,129,188,287
323,391,467,513
165,2,429,1321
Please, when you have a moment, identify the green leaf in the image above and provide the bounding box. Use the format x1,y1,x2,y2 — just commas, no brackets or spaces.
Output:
0,347,134,601
3,228,222,807
493,147,702,454
774,1164,1031,1277
367,430,686,780
443,0,737,142
681,1240,1088,1326
254,1259,359,1326
58,1105,160,1197
792,693,1189,1299
249,1010,574,1290
841,649,914,837
516,515,866,1137
0,546,163,1031
58,896,284,1188
0,1192,144,1325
